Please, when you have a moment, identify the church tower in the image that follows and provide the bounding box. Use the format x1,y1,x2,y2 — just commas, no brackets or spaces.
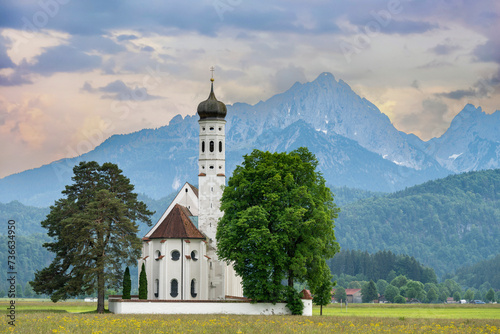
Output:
197,75,227,299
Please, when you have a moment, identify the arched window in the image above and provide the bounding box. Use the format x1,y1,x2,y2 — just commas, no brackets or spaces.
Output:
154,279,159,298
201,141,205,153
191,279,197,298
191,250,198,261
171,250,180,261
209,141,214,152
170,279,178,298
219,141,222,152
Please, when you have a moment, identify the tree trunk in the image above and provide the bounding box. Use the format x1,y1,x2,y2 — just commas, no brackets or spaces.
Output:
97,271,105,314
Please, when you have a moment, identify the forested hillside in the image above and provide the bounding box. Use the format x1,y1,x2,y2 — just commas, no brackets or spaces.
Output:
335,169,500,278
328,249,437,284
453,254,500,290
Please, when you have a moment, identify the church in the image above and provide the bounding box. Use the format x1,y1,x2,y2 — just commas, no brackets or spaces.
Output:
138,77,243,300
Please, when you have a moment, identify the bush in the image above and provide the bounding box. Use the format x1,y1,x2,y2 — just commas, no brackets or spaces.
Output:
394,295,406,304
286,287,304,315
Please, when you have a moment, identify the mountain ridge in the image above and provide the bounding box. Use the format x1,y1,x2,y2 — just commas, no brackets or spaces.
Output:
1,72,499,207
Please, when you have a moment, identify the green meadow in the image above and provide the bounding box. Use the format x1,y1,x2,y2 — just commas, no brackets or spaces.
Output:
1,300,499,333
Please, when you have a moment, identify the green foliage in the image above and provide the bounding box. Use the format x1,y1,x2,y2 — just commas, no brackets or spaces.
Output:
312,272,334,310
286,287,304,315
216,148,340,303
426,287,438,303
361,280,378,303
454,254,500,290
335,169,500,278
485,288,495,302
139,263,147,300
393,295,406,304
334,287,347,302
122,267,131,299
391,275,408,288
384,285,399,303
376,279,389,296
464,289,474,301
328,249,437,284
30,161,153,313
406,280,425,301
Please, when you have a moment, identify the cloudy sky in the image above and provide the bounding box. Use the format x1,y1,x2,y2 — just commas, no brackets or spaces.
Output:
1,0,499,178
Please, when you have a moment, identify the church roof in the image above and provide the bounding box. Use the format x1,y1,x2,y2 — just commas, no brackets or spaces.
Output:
187,182,199,198
149,204,205,239
197,81,227,120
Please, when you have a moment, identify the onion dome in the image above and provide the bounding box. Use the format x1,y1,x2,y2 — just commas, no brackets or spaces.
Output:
197,79,227,120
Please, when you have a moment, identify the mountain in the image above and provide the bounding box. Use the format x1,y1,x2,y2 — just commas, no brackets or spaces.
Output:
426,104,500,173
0,72,498,207
335,169,500,278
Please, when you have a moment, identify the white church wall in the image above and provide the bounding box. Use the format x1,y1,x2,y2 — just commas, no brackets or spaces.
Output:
109,298,313,316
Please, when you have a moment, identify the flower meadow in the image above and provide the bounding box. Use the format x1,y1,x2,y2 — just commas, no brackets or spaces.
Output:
1,302,499,333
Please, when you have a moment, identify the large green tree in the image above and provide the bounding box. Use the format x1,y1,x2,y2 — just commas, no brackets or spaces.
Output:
361,280,378,303
30,162,153,313
217,148,340,310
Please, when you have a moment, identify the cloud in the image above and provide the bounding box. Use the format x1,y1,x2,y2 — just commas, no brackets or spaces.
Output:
30,45,101,75
436,89,477,100
141,45,155,52
436,69,500,100
83,80,161,101
396,98,449,139
117,34,138,42
417,59,453,69
474,40,500,64
271,65,307,92
0,35,14,68
429,43,461,55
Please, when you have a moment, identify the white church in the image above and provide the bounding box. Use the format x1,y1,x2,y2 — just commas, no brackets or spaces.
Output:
138,78,243,300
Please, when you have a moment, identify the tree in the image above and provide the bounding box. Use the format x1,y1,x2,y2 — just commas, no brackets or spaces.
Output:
24,282,34,298
139,263,148,299
334,287,347,303
426,287,438,303
376,279,388,296
361,280,378,303
394,295,406,304
216,148,340,312
312,273,334,316
390,275,408,288
464,289,474,302
30,162,153,313
122,267,131,299
406,280,425,301
485,288,495,302
384,285,399,303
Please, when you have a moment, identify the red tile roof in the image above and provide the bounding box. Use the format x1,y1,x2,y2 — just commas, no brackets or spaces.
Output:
149,204,205,239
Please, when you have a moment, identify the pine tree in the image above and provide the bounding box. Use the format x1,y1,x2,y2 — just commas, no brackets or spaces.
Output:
30,161,153,313
139,263,148,299
122,267,131,299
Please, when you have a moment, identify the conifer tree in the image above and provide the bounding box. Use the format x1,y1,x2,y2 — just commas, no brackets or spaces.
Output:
139,263,148,299
122,267,131,299
30,161,153,313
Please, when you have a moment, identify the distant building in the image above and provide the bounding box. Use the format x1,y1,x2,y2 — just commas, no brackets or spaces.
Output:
138,78,243,300
332,288,363,303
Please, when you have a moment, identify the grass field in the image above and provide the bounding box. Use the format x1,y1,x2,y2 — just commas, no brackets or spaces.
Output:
1,300,499,333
